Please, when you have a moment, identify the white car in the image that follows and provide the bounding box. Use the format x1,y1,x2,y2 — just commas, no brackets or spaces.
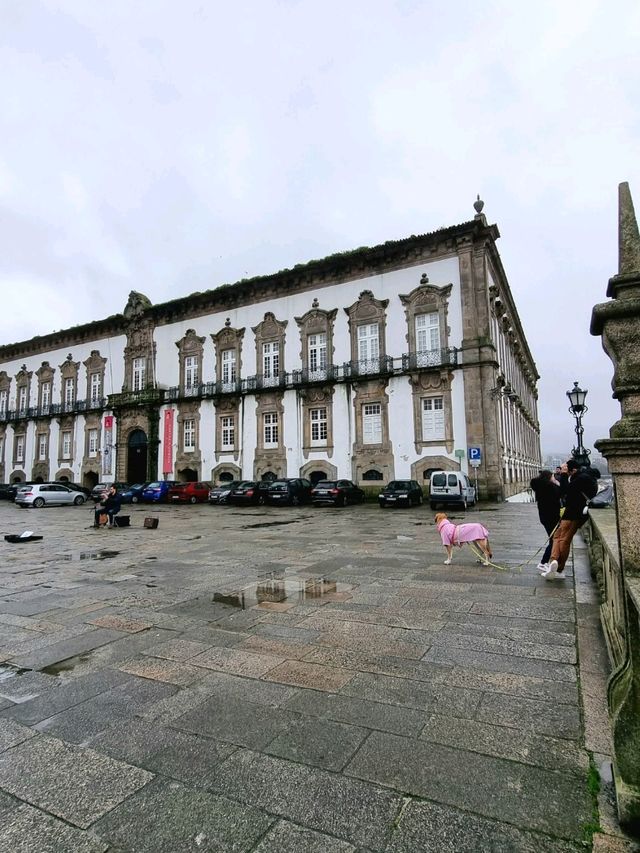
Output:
15,483,86,508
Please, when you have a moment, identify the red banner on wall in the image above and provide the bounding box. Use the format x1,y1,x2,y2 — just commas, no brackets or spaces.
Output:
163,409,174,474
104,415,113,429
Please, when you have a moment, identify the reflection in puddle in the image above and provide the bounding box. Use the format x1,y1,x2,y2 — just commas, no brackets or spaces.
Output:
0,664,29,682
213,575,347,611
49,550,121,562
41,651,93,676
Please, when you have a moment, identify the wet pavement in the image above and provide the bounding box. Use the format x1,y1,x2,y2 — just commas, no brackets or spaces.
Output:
0,498,626,851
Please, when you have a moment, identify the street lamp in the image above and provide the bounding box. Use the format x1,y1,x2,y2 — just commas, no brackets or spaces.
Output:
566,381,591,467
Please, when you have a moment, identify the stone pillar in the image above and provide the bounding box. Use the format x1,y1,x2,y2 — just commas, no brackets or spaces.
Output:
591,181,640,831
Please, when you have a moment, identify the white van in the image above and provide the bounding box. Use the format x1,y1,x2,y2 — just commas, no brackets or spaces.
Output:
429,471,476,510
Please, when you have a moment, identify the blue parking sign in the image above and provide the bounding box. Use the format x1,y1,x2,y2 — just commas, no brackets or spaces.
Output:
468,447,482,461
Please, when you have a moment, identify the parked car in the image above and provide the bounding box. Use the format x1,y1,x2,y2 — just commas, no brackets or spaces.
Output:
168,482,211,504
589,483,614,509
60,482,92,497
7,482,35,501
15,483,86,508
118,483,148,504
0,483,14,500
429,471,476,510
265,478,313,506
312,479,365,507
91,482,129,503
227,480,271,506
141,481,178,503
208,480,242,505
378,480,423,508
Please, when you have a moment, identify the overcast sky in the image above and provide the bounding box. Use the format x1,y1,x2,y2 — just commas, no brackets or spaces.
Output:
1,0,638,454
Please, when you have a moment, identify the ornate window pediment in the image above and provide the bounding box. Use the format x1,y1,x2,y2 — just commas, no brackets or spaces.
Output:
176,329,205,395
212,321,245,387
252,312,287,385
295,304,337,380
344,291,389,366
400,280,453,356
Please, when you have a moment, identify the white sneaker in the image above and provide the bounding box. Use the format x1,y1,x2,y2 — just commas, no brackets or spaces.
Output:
544,568,566,581
444,559,452,565
537,562,549,574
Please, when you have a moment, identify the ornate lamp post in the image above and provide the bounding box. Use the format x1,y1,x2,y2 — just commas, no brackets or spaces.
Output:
566,381,591,467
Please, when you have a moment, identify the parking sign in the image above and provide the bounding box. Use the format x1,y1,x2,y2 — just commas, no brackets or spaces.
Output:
468,447,482,462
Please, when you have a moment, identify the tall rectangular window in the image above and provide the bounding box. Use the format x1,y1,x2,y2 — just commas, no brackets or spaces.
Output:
310,407,328,446
263,412,278,448
18,386,27,413
41,381,51,408
184,356,198,392
221,416,235,449
308,333,327,373
262,342,279,378
221,349,236,385
422,396,445,441
16,434,25,463
38,433,47,461
416,312,440,352
62,430,72,459
363,403,382,444
90,373,101,403
357,324,379,362
132,358,146,391
0,390,6,416
183,418,195,451
64,378,75,405
88,428,99,457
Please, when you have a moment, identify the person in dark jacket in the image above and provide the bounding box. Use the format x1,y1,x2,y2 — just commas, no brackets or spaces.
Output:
544,460,599,580
94,485,121,528
530,470,561,572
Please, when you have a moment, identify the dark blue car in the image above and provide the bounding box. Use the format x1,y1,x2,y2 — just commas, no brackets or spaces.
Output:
118,483,148,504
141,481,177,503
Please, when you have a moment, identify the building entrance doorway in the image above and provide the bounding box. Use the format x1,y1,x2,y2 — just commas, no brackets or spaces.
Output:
127,429,148,484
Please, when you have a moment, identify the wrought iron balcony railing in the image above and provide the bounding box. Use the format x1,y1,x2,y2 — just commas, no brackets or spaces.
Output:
107,388,166,408
401,347,459,370
342,356,394,378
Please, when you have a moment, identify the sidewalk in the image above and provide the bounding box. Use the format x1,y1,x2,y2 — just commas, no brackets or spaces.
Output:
0,499,636,851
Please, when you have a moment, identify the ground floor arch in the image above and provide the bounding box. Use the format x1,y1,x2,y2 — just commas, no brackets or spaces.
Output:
211,463,241,484
177,466,199,482
55,468,74,482
300,460,337,484
411,455,460,489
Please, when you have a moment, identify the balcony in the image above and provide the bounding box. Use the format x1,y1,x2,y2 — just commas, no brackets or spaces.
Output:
402,348,459,370
243,374,287,392
343,356,394,379
107,389,166,408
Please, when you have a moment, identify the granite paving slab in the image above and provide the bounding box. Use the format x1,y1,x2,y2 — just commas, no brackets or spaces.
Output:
442,610,576,635
7,628,127,670
422,644,577,681
430,629,577,664
253,819,357,852
264,715,368,771
0,734,153,828
475,692,582,739
444,665,580,704
237,634,314,659
345,731,591,840
140,638,211,661
301,645,452,683
262,660,356,692
210,749,402,850
339,672,438,711
92,776,273,852
188,646,285,678
116,657,204,686
0,802,108,852
87,614,154,633
0,717,36,752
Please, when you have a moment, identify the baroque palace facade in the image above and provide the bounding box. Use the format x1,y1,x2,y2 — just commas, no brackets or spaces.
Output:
0,203,541,499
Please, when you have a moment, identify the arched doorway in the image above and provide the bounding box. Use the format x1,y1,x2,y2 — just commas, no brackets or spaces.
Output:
309,470,328,485
178,467,198,483
127,429,148,484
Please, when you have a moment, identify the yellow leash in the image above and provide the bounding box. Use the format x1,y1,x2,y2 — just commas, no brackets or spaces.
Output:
465,521,561,573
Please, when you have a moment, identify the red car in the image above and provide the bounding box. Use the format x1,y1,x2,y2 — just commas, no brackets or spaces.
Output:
167,482,211,504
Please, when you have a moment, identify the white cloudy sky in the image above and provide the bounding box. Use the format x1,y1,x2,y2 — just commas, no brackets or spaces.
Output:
1,0,639,454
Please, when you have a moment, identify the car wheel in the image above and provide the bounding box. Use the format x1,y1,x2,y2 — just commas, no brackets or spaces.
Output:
379,502,385,508
132,496,139,504
190,496,197,504
338,495,346,507
430,501,437,511
291,495,300,506
33,497,45,508
462,498,468,510
417,494,423,505
73,495,85,505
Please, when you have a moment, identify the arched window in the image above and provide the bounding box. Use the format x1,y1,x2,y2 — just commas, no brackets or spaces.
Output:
362,469,383,481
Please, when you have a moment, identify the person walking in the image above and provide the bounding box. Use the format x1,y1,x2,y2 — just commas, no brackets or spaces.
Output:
543,460,599,580
530,470,561,573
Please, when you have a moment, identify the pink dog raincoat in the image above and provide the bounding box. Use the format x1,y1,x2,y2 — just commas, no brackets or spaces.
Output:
437,518,489,547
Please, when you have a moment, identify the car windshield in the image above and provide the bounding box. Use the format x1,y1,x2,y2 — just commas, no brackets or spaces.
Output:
147,482,161,489
315,481,336,488
389,481,411,490
432,473,446,486
172,484,187,490
270,481,288,491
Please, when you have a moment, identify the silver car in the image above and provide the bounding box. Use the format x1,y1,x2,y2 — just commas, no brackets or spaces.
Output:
15,483,86,508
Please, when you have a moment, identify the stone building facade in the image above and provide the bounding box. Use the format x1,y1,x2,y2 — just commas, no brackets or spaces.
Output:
0,204,541,499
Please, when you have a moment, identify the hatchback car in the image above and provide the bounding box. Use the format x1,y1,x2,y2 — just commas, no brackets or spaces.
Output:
208,480,243,504
15,483,86,508
91,482,129,503
378,480,423,508
118,483,148,504
141,481,177,503
227,481,271,505
265,478,313,506
168,482,211,504
311,479,365,507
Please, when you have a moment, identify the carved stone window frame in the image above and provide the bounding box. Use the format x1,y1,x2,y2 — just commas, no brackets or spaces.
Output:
123,319,156,392
400,281,453,353
13,430,27,467
253,391,286,480
344,291,389,363
83,413,102,466
252,312,288,380
211,322,245,385
57,416,75,464
215,397,240,462
300,386,334,459
175,400,201,477
409,370,455,454
83,351,107,404
35,362,55,411
59,356,80,407
15,365,33,414
175,329,205,395
0,372,11,414
351,379,394,484
295,305,337,372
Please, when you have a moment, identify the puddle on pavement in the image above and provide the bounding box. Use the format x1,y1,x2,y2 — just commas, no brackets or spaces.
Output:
0,664,30,682
41,651,93,676
213,575,350,610
396,535,414,541
242,517,312,529
45,550,121,563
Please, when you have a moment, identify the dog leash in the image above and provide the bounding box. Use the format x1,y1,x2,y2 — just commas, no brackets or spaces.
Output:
465,521,561,573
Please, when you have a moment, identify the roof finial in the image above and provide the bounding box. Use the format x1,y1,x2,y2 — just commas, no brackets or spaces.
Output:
473,194,484,215
618,182,640,276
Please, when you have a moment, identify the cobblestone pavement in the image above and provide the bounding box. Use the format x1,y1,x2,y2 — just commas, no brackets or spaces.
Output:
0,498,618,851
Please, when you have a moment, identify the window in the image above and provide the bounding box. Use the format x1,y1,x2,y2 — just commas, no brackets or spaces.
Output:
64,378,75,406
0,436,4,460
184,356,198,393
357,323,379,370
263,342,279,379
41,381,51,409
363,402,382,444
88,428,99,457
0,390,6,416
132,357,146,391
90,373,101,404
310,407,328,446
183,418,195,451
263,412,279,448
422,396,445,441
38,434,47,461
62,430,72,459
221,349,236,385
18,386,27,414
221,416,235,449
308,333,327,374
416,312,440,352
16,435,25,462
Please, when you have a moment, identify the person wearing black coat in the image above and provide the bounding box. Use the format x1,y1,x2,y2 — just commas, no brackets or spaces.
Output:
530,470,561,572
544,460,599,580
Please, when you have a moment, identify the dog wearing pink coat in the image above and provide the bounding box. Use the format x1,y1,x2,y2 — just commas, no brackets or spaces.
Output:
435,512,493,565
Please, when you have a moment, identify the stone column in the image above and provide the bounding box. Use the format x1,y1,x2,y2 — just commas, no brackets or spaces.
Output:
591,181,640,830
